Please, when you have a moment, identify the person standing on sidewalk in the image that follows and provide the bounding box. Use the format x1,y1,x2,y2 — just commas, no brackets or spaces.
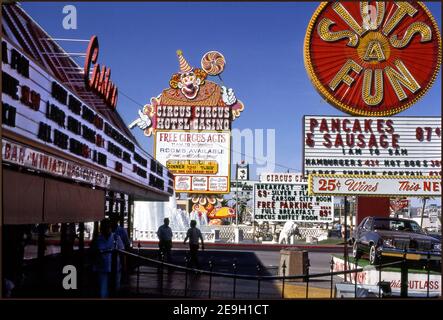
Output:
157,218,173,262
110,216,130,285
183,220,204,269
91,218,124,298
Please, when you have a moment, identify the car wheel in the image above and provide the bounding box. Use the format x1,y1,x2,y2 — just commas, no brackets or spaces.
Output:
352,241,362,260
369,244,380,265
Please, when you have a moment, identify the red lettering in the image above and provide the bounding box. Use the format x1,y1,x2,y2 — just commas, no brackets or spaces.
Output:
424,182,431,191
392,134,400,148
4,143,11,160
306,133,315,148
334,134,344,148
331,118,340,132
319,119,329,132
352,120,362,133
377,119,384,133
10,146,20,162
323,134,332,148
368,134,378,148
357,134,366,148
379,135,388,148
385,120,394,134
83,35,118,109
343,119,351,132
19,147,25,163
84,36,99,84
346,134,355,147
364,119,373,133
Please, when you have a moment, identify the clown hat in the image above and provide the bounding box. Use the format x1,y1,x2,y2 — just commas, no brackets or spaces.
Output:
176,49,192,73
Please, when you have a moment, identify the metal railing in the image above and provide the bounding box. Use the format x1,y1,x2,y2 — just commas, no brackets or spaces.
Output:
132,226,329,243
107,244,438,299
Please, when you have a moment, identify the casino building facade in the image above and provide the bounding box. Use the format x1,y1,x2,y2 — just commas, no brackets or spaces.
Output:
1,3,173,294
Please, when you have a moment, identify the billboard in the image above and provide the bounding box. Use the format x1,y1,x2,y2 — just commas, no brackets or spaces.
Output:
253,182,334,223
309,174,441,197
1,38,172,195
259,172,307,183
303,116,441,176
130,50,245,194
155,130,230,193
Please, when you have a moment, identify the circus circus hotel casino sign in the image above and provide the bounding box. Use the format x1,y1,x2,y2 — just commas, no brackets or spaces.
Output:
130,50,245,194
304,1,441,116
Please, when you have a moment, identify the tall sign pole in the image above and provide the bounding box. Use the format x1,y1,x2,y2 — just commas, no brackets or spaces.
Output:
235,161,250,226
0,3,3,299
235,163,239,226
343,196,348,282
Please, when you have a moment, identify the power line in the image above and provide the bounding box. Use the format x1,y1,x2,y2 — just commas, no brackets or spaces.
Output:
119,89,145,107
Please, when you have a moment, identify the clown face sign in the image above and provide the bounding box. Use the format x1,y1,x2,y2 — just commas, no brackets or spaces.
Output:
129,50,244,136
304,1,441,116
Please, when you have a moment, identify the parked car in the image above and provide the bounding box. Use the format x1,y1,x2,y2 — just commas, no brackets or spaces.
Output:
426,232,442,242
351,217,441,265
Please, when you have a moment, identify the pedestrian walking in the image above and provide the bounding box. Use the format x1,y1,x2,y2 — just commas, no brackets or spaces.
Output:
110,215,130,285
183,220,204,269
90,218,124,298
111,216,131,250
157,218,173,262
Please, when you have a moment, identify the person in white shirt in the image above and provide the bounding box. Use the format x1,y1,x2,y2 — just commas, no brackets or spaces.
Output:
157,218,173,262
183,220,204,269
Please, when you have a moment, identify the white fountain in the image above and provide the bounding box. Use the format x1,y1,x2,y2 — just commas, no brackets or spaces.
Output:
133,193,212,242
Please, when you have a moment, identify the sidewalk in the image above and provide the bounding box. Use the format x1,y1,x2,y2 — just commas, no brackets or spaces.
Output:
9,248,339,298
120,265,331,299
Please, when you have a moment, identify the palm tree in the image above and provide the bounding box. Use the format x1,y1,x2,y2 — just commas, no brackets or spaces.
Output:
232,197,250,224
420,197,434,228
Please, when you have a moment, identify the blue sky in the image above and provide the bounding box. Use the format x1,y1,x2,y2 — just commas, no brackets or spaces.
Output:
21,2,442,198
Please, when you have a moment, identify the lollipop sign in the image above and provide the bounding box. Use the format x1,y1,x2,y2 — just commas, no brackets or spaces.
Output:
201,51,226,76
304,1,441,116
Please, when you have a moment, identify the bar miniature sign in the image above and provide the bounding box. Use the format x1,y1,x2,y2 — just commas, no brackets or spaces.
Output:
2,139,111,188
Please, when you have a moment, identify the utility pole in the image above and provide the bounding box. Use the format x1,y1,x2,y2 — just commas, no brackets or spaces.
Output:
420,197,428,228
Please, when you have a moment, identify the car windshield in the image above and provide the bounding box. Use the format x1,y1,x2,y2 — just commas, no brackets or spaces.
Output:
372,219,424,234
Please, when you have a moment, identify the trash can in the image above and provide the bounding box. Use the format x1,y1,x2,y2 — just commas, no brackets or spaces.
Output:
279,248,308,281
